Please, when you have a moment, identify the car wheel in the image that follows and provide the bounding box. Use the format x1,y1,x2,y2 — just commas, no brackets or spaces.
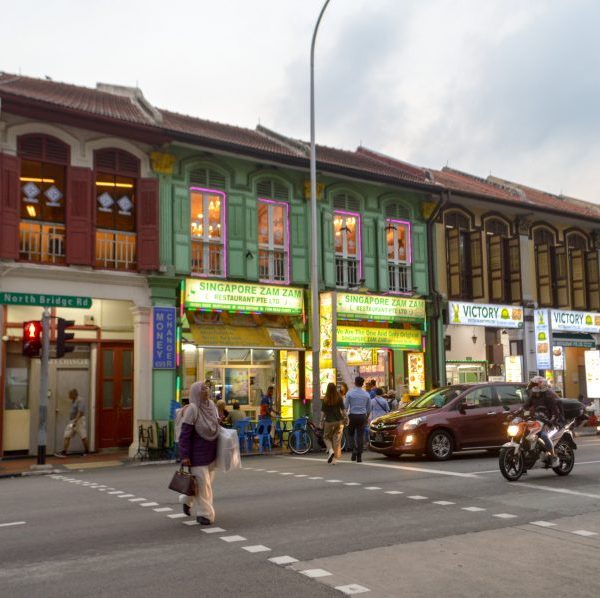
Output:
427,430,453,461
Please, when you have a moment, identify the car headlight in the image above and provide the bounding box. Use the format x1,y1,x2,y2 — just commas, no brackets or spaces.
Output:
507,424,519,437
403,416,426,431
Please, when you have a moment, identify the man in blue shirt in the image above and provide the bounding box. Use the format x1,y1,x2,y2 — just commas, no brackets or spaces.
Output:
344,376,371,462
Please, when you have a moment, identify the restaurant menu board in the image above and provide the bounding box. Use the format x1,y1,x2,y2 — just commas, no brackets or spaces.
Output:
553,346,564,371
551,310,600,333
585,350,600,398
448,301,523,328
534,309,552,370
407,352,425,396
504,355,523,383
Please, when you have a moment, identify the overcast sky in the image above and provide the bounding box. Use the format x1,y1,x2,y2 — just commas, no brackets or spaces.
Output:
2,0,599,202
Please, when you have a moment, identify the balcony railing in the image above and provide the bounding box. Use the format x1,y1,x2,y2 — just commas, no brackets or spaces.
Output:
191,240,224,276
388,262,412,293
259,248,287,283
335,256,358,289
96,230,136,270
19,221,66,264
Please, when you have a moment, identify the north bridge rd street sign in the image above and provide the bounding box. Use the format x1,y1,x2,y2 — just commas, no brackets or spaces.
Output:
0,292,93,309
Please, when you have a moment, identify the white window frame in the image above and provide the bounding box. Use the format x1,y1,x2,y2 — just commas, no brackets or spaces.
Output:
258,198,289,284
190,188,226,278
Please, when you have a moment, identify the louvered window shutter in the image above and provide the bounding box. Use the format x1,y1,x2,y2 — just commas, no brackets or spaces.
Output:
508,237,522,303
66,166,94,266
586,251,600,310
488,235,505,302
570,249,587,309
536,244,552,306
447,228,462,298
136,177,159,271
470,231,484,299
554,246,569,307
0,153,21,259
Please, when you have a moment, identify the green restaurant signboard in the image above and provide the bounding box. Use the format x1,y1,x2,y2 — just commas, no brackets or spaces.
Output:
0,292,92,309
336,292,426,323
185,279,304,315
337,326,423,350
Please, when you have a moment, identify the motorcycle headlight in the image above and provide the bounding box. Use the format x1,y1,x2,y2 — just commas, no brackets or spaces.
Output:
507,424,520,437
403,416,427,431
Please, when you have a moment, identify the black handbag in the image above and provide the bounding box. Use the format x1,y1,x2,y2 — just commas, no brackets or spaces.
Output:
168,466,197,496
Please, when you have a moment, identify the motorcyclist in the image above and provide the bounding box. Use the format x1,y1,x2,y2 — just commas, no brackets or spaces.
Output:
525,376,563,467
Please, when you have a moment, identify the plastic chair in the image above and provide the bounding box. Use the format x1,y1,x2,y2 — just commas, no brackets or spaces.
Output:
234,419,254,453
274,419,286,447
255,420,273,452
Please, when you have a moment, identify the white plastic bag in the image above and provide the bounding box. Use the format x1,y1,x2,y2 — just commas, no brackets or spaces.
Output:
215,427,241,473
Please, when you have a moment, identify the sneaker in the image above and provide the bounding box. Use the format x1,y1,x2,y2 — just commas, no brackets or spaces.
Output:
197,516,211,526
53,451,66,458
327,451,335,464
183,504,191,517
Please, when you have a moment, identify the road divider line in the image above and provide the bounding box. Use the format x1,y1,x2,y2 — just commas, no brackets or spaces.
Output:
300,569,332,578
0,521,26,528
269,555,298,565
335,584,371,595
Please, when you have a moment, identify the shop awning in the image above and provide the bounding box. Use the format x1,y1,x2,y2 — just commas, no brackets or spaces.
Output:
553,332,597,348
190,324,303,349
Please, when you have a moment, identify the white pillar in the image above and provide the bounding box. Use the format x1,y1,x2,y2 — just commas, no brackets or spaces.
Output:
129,306,152,457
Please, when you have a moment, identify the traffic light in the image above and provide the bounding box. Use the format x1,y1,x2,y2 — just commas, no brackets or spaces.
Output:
56,317,75,358
22,321,42,357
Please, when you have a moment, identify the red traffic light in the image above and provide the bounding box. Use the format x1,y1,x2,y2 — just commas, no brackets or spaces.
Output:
23,320,42,357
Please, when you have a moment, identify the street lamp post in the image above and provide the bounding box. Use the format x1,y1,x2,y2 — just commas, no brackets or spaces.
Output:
310,0,331,421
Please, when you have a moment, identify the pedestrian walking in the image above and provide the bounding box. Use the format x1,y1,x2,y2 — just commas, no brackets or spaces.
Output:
320,382,347,465
370,388,390,422
179,381,219,525
54,389,89,457
344,376,371,463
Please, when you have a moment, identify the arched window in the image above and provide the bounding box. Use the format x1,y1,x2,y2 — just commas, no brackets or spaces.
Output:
17,134,70,264
190,188,226,277
566,232,597,310
386,218,412,293
444,210,483,300
258,198,289,284
484,217,521,303
332,191,362,289
94,148,140,270
532,226,568,308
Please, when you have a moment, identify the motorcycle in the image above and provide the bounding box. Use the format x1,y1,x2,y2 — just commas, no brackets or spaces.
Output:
498,408,583,482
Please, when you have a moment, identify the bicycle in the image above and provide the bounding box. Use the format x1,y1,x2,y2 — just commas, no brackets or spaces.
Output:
288,419,347,455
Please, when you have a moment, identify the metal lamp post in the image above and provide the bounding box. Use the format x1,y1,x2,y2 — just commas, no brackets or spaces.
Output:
310,0,331,420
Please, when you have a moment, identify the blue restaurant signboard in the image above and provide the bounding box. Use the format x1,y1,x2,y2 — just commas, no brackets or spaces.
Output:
153,307,176,369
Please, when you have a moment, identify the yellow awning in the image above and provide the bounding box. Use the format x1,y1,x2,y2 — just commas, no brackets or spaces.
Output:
190,324,303,349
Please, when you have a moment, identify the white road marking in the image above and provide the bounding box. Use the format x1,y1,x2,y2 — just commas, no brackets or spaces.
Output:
335,584,371,595
494,513,518,519
266,470,278,473
515,483,600,500
98,489,107,492
254,468,265,471
308,476,323,480
433,501,455,506
129,498,147,502
530,521,557,528
345,482,361,486
140,502,159,507
288,456,479,478
183,520,199,526
280,472,294,476
301,569,332,578
117,494,135,499
269,556,298,565
108,491,124,495
326,480,343,483
220,535,247,542
408,495,428,500
168,513,187,519
572,530,598,537
384,491,403,495
294,474,308,478
201,527,226,534
364,486,382,490
153,507,173,512
0,521,26,528
462,507,486,512
242,545,271,553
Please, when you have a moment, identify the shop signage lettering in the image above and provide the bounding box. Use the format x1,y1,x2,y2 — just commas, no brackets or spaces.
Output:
153,307,176,369
448,301,523,328
337,326,422,350
0,291,92,309
185,279,303,315
534,309,552,370
504,355,523,383
585,350,600,399
550,310,600,333
337,292,425,322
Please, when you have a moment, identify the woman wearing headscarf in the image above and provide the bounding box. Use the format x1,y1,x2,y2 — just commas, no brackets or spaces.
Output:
179,381,219,525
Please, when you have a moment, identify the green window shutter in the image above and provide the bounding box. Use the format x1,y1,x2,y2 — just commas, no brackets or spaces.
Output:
362,217,376,289
586,251,600,310
411,221,428,295
377,218,389,292
321,210,335,287
291,205,308,284
245,199,258,280
227,195,245,278
508,237,522,303
173,183,191,275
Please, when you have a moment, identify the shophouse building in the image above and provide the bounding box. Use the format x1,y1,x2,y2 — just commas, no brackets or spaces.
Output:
430,168,600,398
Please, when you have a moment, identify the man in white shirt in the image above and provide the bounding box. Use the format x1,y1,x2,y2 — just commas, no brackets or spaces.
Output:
344,376,371,462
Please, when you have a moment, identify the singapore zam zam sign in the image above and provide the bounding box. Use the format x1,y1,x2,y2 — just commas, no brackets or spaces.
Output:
448,301,524,328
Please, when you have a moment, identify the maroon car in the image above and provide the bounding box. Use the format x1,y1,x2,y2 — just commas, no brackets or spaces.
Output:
369,383,527,460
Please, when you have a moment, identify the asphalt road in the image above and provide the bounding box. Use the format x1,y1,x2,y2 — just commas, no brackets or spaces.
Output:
2,437,600,597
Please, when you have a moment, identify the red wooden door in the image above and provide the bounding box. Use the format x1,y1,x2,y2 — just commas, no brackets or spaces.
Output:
98,345,134,448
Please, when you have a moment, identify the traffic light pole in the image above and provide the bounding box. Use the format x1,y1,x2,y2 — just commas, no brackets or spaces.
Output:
37,307,51,466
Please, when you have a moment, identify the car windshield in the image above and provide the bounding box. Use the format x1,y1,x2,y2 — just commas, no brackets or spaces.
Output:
409,387,465,409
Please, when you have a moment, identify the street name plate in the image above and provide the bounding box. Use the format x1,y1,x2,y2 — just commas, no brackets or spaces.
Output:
0,292,92,309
